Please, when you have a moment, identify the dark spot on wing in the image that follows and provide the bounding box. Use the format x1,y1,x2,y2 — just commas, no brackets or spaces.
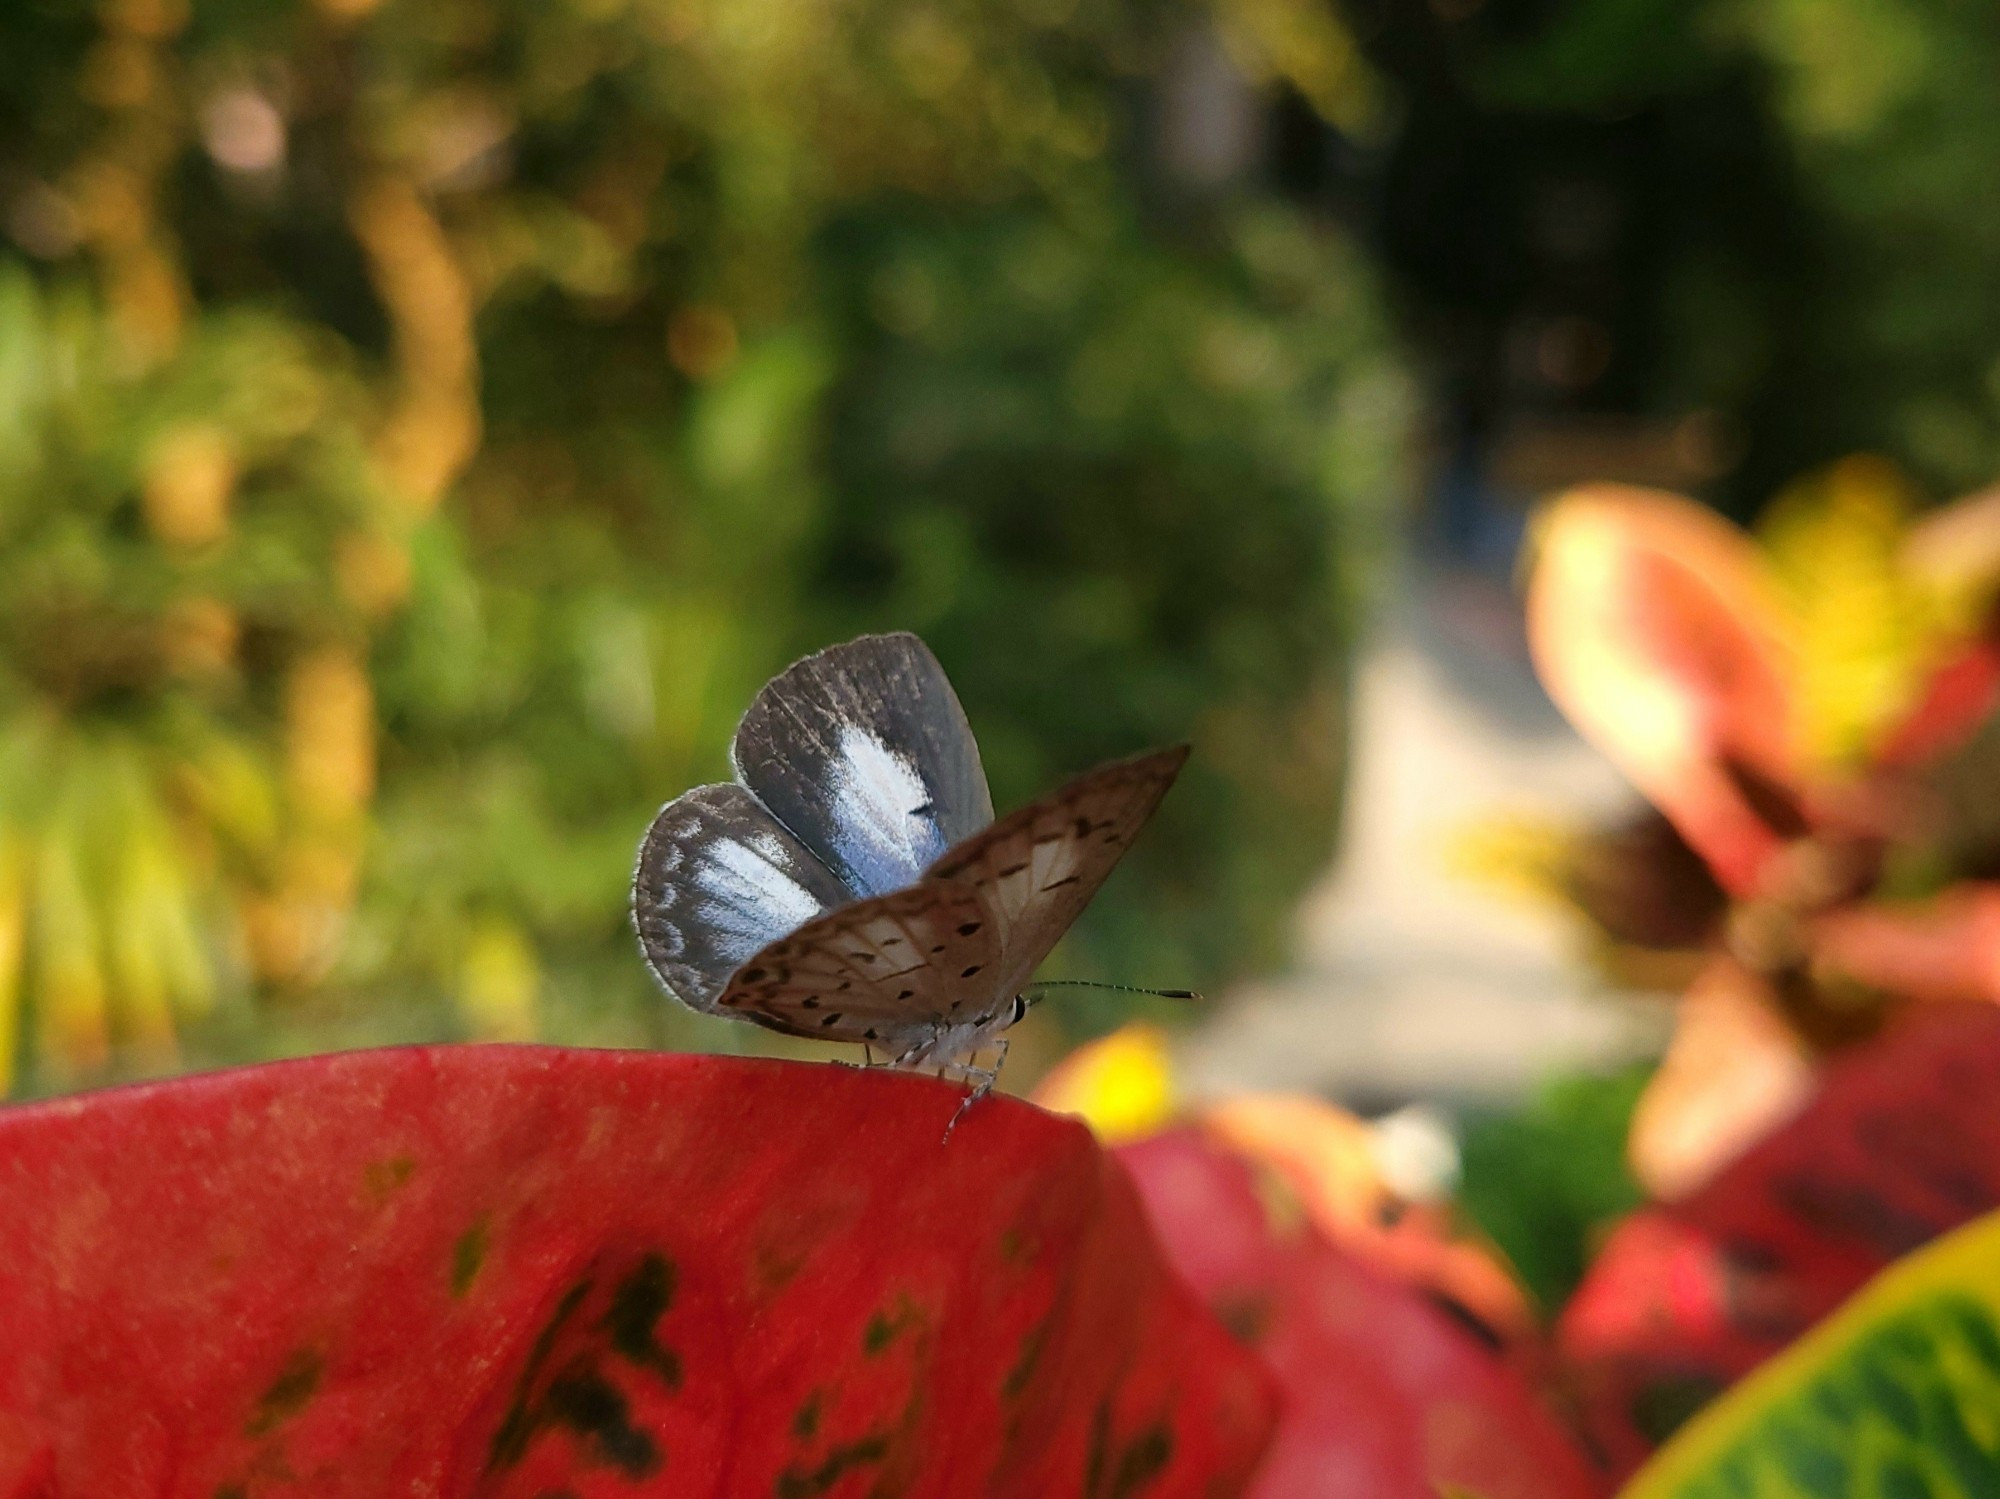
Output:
1041,874,1080,890
1073,816,1092,837
882,936,904,947
802,997,820,1009
897,989,914,1000
957,921,981,936
930,943,945,953
961,965,982,978
821,1012,843,1027
999,862,1028,876
864,1027,878,1040
849,951,877,963
741,967,766,983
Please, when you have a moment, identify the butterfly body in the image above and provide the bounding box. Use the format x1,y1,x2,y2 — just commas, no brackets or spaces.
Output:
632,632,1185,1081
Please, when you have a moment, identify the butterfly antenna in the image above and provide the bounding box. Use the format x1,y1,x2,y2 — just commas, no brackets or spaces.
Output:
1026,980,1202,1002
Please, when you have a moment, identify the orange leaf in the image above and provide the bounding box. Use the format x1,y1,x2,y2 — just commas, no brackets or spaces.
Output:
1528,485,1799,895
1625,959,1815,1201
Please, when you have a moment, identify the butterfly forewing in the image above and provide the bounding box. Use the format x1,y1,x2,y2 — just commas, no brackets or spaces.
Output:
632,783,853,1013
716,882,1005,1045
927,745,1190,998
730,632,994,899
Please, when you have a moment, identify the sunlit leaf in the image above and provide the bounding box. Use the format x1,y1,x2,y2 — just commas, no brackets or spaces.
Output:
0,1049,1275,1496
1527,484,1799,896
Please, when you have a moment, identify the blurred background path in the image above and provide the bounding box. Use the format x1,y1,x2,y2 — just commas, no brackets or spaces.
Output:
1183,559,1667,1108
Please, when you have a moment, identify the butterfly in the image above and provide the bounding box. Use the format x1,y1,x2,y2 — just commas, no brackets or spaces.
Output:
631,631,1187,1100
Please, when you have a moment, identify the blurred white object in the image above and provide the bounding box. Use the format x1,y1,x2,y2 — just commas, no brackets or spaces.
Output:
1368,1103,1462,1204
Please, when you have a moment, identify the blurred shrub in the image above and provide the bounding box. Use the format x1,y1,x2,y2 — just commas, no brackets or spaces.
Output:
1457,1066,1648,1313
1470,0,2000,496
816,202,1407,1002
0,0,1408,1088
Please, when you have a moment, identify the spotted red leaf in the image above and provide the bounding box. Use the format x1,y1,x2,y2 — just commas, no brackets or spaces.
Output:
0,1048,1275,1498
1118,1129,1607,1499
1559,1002,2000,1474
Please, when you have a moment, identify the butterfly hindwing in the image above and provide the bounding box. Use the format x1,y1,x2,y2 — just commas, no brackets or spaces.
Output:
716,881,1005,1045
926,744,1190,997
729,633,994,898
632,783,854,1013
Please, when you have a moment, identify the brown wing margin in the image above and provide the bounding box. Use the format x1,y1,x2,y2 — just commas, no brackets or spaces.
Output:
925,744,1189,997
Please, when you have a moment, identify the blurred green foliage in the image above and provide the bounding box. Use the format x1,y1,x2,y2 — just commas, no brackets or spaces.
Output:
1471,0,2000,498
1457,1066,1648,1313
0,0,1408,1089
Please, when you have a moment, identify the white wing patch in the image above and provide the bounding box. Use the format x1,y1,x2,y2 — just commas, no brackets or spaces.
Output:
632,782,852,1014
691,831,829,965
824,724,950,896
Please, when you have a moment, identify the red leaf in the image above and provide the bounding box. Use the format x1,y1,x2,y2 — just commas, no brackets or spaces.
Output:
1527,485,1800,895
1875,635,2000,769
1119,1130,1606,1499
1810,884,2000,1004
1559,1002,2000,1469
0,1047,1275,1498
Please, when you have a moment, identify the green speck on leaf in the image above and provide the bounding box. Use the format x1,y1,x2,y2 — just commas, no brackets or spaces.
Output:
452,1220,489,1297
246,1348,322,1436
774,1433,890,1498
862,1293,920,1356
793,1390,822,1440
363,1155,417,1203
1003,1320,1046,1400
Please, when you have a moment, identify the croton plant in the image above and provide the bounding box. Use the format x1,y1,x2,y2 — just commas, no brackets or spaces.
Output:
11,463,2000,1497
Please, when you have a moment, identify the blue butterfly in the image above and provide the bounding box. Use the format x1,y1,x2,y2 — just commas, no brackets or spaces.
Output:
632,632,1186,1096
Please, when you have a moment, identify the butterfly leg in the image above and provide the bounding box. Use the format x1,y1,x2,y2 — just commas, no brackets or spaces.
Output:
940,1039,1008,1143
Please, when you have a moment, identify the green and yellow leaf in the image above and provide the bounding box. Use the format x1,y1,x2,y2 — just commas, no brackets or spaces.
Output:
1621,1206,2000,1498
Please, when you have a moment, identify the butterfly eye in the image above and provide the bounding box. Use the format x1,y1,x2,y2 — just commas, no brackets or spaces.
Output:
1008,994,1029,1025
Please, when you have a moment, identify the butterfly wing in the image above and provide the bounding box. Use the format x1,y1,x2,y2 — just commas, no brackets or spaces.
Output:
632,783,854,1014
715,881,1005,1046
926,744,1190,998
729,632,994,898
